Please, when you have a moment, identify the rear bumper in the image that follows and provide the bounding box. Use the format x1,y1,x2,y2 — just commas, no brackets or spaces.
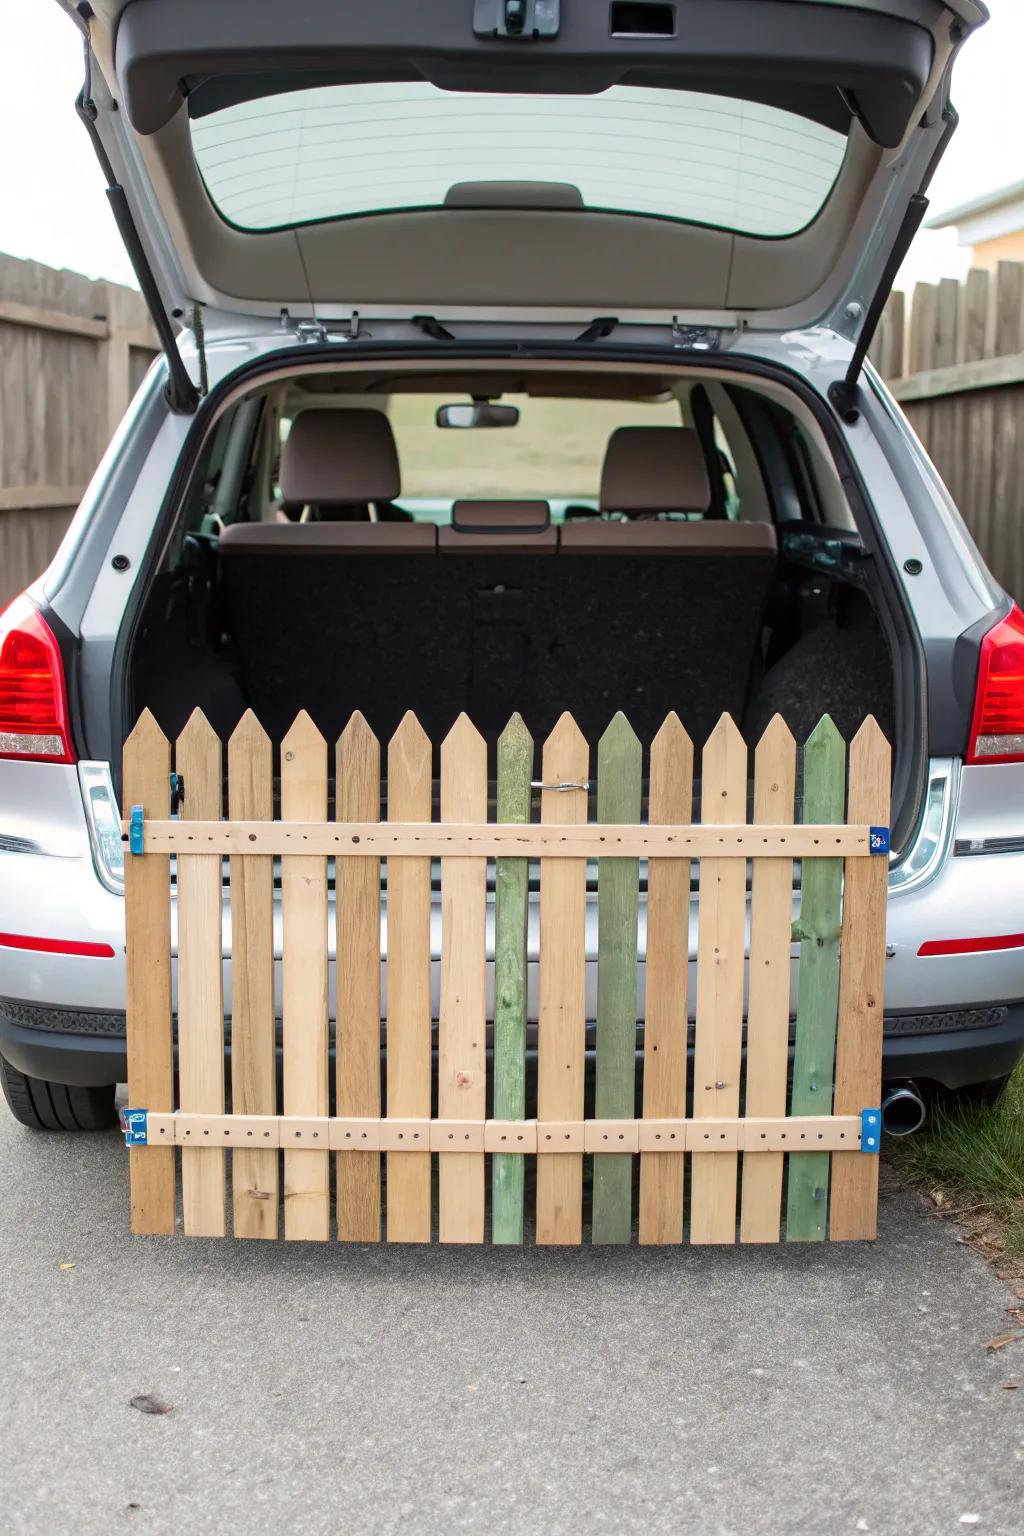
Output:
4,997,1022,1095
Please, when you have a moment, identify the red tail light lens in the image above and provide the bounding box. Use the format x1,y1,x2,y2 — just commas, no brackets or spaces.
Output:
967,603,1024,765
0,594,76,764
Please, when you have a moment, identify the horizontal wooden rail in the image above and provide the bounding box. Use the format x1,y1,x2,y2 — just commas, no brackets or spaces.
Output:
136,1112,871,1154
0,484,85,513
0,297,108,340
125,819,880,859
889,350,1024,405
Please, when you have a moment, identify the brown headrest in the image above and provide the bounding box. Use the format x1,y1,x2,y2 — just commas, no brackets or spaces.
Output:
280,409,401,508
599,426,710,514
441,500,556,552
451,501,551,532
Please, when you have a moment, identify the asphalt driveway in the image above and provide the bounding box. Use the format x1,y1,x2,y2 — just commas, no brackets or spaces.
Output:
2,1109,1021,1535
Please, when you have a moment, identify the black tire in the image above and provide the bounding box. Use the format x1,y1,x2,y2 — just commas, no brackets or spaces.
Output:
0,1054,117,1131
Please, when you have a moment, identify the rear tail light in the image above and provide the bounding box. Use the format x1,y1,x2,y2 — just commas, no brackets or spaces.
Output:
0,594,76,764
967,602,1024,765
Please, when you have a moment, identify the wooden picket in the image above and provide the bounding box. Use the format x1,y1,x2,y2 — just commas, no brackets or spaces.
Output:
122,709,891,1246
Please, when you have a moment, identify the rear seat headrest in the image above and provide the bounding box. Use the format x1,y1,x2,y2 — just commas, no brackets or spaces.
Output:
440,499,556,552
599,426,710,515
451,500,551,533
280,409,400,509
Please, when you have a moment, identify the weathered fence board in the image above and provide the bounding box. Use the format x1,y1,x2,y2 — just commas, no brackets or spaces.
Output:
873,261,1024,603
122,708,890,1247
0,254,159,607
492,714,532,1245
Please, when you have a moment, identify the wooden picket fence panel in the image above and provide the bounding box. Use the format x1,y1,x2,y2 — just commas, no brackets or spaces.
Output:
121,706,890,1246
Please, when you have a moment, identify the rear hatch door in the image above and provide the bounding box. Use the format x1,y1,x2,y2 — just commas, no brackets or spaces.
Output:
70,0,985,354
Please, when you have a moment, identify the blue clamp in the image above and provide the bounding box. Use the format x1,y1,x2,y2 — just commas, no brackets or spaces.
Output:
860,1108,881,1153
869,826,890,856
120,1107,148,1146
128,804,145,855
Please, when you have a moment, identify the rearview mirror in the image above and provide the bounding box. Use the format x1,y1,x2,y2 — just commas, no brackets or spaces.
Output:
436,402,520,429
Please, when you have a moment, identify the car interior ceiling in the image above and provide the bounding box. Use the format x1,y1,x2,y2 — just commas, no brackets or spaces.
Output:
129,372,894,784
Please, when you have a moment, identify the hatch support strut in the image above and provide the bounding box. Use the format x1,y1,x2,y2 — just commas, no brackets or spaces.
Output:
828,193,929,426
74,32,200,415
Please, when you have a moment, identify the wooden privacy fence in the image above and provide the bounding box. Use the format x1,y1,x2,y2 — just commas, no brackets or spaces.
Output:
871,259,1024,604
121,705,890,1247
0,253,158,608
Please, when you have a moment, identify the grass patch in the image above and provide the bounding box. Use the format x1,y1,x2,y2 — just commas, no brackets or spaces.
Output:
896,1067,1024,1271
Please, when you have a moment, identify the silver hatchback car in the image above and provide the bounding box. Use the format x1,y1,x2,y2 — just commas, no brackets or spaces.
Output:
2,0,1021,1134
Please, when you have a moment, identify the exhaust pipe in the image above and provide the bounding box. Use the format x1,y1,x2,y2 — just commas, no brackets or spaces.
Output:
881,1083,927,1137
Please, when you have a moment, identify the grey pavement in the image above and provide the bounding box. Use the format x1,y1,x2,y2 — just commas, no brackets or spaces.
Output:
2,1108,1022,1536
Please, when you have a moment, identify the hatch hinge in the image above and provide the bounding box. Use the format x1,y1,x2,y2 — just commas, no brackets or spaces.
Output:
671,319,723,352
280,310,362,345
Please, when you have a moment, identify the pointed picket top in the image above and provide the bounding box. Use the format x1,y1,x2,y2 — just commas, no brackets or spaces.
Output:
753,714,796,824
650,712,693,824
700,713,747,824
336,711,381,822
228,707,270,755
847,715,892,823
124,706,168,754
280,710,327,819
802,715,846,824
122,707,170,812
497,714,533,826
440,712,487,821
540,711,589,814
597,712,642,824
387,710,432,822
228,710,272,820
174,709,222,820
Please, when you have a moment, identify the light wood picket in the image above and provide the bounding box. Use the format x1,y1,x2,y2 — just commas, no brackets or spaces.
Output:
438,715,487,1243
123,710,176,1235
384,713,433,1243
739,717,796,1244
335,713,382,1242
175,710,226,1238
638,714,692,1246
228,711,277,1238
536,715,589,1246
690,716,748,1245
280,712,330,1241
122,708,891,1248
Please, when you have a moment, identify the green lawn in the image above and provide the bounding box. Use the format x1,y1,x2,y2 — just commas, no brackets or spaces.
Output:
897,1065,1024,1259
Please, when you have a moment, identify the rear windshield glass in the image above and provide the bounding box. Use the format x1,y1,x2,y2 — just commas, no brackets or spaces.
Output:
191,82,846,238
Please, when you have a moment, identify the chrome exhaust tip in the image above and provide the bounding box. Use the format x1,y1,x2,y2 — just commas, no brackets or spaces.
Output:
881,1083,927,1137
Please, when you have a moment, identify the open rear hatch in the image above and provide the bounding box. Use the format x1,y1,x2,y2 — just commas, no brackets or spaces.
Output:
65,0,985,370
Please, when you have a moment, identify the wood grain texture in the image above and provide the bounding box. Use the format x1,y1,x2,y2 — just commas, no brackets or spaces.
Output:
786,717,846,1242
385,713,433,1242
175,710,226,1238
123,711,176,1235
639,714,692,1246
592,713,642,1245
280,712,330,1241
335,713,382,1242
690,715,748,1245
536,714,589,1246
228,711,277,1238
438,715,488,1243
491,714,533,1245
830,719,891,1241
739,716,796,1244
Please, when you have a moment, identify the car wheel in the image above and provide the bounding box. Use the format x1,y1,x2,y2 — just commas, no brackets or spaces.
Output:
0,1054,117,1131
